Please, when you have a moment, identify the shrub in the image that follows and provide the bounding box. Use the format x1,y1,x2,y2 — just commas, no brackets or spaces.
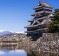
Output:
48,9,59,33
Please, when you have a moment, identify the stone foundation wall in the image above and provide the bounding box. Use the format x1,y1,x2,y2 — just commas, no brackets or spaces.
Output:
32,33,59,56
41,33,59,42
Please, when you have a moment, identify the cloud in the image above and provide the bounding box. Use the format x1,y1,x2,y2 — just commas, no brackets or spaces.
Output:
15,32,24,33
0,51,5,55
0,30,5,32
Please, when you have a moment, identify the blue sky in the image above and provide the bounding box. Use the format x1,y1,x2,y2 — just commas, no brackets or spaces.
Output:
0,0,59,33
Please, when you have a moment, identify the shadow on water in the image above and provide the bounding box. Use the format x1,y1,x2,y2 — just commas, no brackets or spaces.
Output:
34,52,59,56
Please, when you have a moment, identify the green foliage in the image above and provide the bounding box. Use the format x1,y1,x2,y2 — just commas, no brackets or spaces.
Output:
48,9,59,33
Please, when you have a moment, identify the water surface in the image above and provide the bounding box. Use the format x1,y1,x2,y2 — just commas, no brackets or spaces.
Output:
0,49,27,56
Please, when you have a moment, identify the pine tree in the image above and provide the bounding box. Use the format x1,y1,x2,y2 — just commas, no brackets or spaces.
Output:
48,9,59,33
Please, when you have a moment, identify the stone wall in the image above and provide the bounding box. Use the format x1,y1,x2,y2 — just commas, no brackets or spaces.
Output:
32,33,59,56
42,33,59,42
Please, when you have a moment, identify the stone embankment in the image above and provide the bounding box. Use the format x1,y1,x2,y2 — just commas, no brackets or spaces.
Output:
32,33,59,56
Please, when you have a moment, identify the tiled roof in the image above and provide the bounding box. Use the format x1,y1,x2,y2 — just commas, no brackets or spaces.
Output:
34,2,53,9
41,2,51,7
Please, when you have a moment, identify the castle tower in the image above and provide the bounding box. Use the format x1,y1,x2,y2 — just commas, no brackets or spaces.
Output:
25,1,53,41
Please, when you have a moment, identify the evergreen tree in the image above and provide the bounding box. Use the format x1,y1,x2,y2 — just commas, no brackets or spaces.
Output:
48,9,59,33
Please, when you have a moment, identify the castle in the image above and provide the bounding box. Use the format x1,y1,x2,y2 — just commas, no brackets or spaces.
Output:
25,1,53,41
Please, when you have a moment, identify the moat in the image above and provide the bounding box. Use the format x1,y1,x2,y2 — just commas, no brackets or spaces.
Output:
0,49,27,56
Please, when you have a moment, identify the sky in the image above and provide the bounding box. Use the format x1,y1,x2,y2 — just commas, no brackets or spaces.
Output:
0,0,59,33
